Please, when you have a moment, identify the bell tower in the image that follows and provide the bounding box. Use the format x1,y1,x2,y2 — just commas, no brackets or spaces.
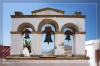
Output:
10,8,86,57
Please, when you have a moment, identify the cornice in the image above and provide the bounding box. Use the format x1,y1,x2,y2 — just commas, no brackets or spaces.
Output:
11,15,85,18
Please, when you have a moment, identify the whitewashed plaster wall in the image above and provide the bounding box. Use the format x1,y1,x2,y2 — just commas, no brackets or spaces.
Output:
31,34,42,55
10,34,23,55
85,40,99,66
11,17,85,32
55,34,65,55
11,34,42,55
74,34,85,55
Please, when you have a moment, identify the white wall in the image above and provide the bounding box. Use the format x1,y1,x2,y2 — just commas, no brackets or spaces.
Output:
55,34,64,55
31,34,42,55
74,34,85,55
11,34,23,55
11,17,85,32
85,40,100,66
85,45,97,66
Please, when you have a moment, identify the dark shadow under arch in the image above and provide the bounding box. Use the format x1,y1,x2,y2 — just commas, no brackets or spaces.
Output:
61,23,79,33
38,19,59,32
17,23,35,32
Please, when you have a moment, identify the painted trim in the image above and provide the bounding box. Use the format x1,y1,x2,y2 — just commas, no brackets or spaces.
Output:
11,15,85,18
61,23,79,32
17,23,35,32
11,31,86,34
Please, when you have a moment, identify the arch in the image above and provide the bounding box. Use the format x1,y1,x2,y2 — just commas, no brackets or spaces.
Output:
38,19,59,32
17,23,35,32
61,23,79,33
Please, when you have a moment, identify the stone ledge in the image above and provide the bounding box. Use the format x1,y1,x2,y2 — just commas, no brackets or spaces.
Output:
6,55,89,60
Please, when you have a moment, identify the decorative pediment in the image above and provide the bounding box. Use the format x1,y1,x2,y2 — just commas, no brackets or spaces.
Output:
32,7,65,15
11,8,85,18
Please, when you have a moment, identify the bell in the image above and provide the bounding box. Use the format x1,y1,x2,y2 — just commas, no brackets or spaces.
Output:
44,34,53,44
22,29,31,39
43,26,54,44
65,35,71,42
65,30,73,42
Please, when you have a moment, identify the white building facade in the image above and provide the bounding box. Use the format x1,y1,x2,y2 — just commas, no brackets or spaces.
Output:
85,40,100,66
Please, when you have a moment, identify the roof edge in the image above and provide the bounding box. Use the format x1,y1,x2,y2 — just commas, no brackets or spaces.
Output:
11,15,85,18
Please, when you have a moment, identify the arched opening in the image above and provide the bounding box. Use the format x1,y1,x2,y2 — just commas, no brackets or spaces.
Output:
61,23,79,33
17,23,35,32
17,23,35,56
41,24,55,56
38,19,59,32
39,19,58,56
63,28,74,56
61,23,79,56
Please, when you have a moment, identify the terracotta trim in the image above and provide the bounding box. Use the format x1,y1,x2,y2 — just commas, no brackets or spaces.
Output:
55,32,64,34
17,23,35,32
11,32,21,34
75,32,86,34
11,31,85,34
11,31,41,34
55,32,86,34
32,32,41,34
6,54,89,60
11,15,85,18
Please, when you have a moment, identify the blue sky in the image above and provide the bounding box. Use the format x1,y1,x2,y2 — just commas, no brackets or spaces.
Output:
3,3,97,46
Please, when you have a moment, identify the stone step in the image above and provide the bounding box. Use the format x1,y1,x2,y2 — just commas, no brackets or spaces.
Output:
3,59,90,66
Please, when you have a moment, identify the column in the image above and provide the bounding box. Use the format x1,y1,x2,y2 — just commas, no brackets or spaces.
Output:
11,34,23,55
31,34,42,55
55,34,65,55
74,34,85,55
